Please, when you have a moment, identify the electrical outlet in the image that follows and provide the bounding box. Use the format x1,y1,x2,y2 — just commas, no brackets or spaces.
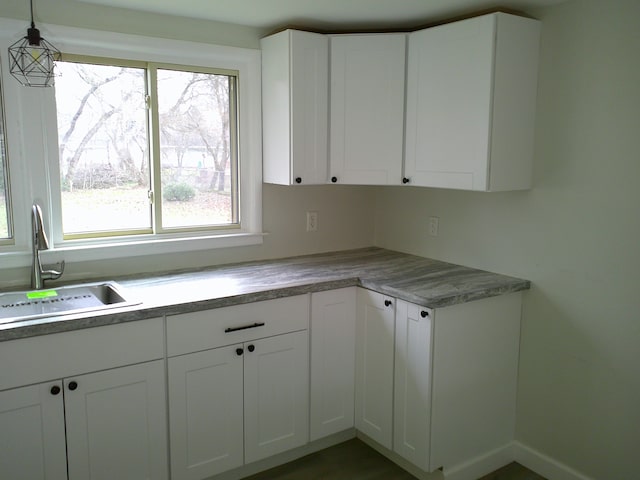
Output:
428,216,439,236
306,211,318,232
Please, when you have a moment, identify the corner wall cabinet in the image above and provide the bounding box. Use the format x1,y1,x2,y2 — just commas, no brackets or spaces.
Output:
403,12,540,190
166,295,310,480
329,34,406,185
0,319,168,480
261,29,329,185
260,12,540,191
355,288,522,475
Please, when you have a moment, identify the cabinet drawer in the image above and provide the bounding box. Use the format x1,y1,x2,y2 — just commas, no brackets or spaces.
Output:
167,294,309,356
0,318,164,391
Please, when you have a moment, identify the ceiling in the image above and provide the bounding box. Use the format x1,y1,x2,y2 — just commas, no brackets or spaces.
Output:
77,0,565,31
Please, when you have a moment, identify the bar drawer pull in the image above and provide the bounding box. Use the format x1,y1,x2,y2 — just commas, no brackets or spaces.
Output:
225,322,265,333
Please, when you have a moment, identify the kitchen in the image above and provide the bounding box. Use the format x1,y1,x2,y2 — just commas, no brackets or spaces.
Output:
0,1,637,480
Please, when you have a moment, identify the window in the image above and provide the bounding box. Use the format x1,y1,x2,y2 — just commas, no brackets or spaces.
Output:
54,56,239,239
0,73,12,243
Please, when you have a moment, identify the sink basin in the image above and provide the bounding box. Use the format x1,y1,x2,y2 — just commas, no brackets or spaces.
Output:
0,281,140,325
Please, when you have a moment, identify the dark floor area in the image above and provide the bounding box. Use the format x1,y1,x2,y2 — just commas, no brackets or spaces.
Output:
243,439,546,480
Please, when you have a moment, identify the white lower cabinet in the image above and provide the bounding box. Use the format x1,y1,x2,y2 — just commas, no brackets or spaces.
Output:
356,288,522,475
393,300,433,471
0,360,168,480
166,295,310,480
168,346,244,480
0,382,67,480
309,287,356,441
0,318,167,480
354,288,396,449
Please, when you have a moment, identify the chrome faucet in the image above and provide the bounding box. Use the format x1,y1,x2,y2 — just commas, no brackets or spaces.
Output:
31,203,64,289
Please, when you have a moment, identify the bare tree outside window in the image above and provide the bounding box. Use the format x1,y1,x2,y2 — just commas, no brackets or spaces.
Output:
55,61,150,235
54,58,238,238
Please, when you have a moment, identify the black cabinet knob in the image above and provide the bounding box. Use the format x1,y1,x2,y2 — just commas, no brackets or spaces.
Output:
236,348,244,356
295,177,302,184
384,300,392,307
421,310,429,318
402,177,410,184
68,381,78,391
50,385,61,396
247,344,255,353
331,176,337,183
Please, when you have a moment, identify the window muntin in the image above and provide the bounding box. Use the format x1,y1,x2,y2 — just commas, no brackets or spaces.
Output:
54,56,239,240
0,72,12,243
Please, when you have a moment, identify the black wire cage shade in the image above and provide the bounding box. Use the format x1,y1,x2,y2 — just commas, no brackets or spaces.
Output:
8,0,60,87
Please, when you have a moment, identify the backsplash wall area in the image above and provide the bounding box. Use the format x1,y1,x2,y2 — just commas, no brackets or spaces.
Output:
374,1,639,479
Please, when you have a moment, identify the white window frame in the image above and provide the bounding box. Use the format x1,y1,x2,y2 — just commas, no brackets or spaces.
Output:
0,18,263,269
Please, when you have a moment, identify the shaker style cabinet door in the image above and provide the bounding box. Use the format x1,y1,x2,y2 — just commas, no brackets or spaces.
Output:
168,346,244,480
404,13,540,191
262,29,329,185
355,288,395,449
309,287,356,441
64,360,168,480
329,34,406,185
393,300,434,471
244,330,309,463
0,382,67,480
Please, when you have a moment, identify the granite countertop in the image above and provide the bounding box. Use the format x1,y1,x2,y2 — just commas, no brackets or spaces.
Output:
0,247,530,342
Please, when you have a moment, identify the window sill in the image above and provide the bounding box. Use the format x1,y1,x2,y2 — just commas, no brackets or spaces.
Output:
1,232,265,269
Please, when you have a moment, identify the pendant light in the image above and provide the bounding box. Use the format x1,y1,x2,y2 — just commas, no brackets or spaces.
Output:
8,0,60,87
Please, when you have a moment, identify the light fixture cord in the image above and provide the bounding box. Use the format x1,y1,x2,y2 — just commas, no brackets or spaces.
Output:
29,0,35,28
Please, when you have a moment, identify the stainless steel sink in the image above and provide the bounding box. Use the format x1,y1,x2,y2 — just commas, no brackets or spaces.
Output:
0,281,140,325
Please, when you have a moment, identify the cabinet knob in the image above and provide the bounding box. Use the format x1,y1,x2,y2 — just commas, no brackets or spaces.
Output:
402,177,410,184
384,300,392,307
247,344,255,353
331,176,337,183
295,177,302,184
236,348,244,356
68,381,78,391
50,385,61,396
421,310,429,318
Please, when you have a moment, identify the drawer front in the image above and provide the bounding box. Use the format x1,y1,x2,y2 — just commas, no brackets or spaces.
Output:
167,294,310,357
0,318,164,391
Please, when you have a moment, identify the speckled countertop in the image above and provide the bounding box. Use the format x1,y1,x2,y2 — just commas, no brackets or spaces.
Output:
0,247,530,342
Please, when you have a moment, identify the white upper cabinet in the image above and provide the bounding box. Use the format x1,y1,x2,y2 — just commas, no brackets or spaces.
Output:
329,34,406,185
404,13,541,191
262,30,329,185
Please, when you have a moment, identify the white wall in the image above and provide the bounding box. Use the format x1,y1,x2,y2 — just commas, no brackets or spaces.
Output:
0,0,264,49
374,1,639,478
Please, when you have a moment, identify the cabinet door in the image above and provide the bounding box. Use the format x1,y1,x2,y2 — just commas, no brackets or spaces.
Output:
244,330,309,463
0,382,67,480
405,15,495,190
310,287,356,441
405,13,539,191
394,300,433,471
330,34,405,185
168,345,244,480
355,289,395,449
262,30,329,185
64,360,168,480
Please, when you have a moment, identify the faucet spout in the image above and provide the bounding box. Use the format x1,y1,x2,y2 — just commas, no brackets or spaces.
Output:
31,203,65,290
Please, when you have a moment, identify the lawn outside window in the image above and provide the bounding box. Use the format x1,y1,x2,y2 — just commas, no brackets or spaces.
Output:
55,55,240,240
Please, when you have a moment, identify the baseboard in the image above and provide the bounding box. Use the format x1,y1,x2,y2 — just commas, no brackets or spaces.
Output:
441,443,514,480
513,441,595,480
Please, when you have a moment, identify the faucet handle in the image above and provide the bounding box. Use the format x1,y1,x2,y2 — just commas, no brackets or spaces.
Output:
42,260,65,281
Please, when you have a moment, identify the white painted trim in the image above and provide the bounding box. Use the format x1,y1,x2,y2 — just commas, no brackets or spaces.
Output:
0,17,263,265
441,443,514,480
513,441,595,480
